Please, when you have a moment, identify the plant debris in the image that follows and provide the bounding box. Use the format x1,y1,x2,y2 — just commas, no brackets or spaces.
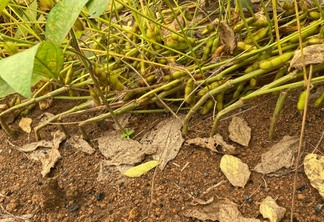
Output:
228,116,251,147
253,136,299,175
220,154,251,187
304,153,324,198
259,196,286,222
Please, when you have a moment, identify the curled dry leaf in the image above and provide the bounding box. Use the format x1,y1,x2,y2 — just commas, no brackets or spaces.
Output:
186,134,236,154
18,117,32,133
228,116,251,147
290,44,324,70
17,130,66,177
219,199,260,222
220,155,251,188
304,154,324,198
219,21,235,54
259,196,286,222
253,136,298,175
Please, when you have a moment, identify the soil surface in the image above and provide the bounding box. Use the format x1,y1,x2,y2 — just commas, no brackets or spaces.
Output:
0,92,324,222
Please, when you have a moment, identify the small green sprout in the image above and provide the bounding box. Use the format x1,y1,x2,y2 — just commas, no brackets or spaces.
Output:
120,128,135,139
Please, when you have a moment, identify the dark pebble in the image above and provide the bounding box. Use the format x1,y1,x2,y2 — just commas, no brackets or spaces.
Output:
96,192,105,201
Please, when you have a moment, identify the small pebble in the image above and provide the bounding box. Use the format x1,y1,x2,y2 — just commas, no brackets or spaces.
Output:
96,192,105,201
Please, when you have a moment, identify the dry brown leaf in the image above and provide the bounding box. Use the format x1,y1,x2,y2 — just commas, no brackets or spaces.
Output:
98,131,156,166
219,199,261,222
304,154,324,198
18,140,53,152
186,134,236,154
18,130,66,177
253,136,298,175
18,117,32,133
259,196,286,222
182,200,221,221
113,113,131,130
67,135,95,154
219,21,235,54
141,116,184,170
290,45,324,70
220,155,251,187
183,199,260,222
228,116,251,147
191,197,214,206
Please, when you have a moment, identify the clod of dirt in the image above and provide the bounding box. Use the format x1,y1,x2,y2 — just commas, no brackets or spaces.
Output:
289,45,324,70
253,136,299,175
259,196,286,222
304,153,324,198
186,134,236,154
228,116,251,147
220,154,251,188
18,117,32,133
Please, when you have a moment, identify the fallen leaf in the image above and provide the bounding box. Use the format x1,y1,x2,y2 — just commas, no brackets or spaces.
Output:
183,199,260,222
290,45,324,70
186,134,236,154
253,136,299,175
141,115,184,170
67,135,95,154
219,21,235,54
18,117,32,133
17,130,66,177
123,160,159,177
219,199,261,222
191,197,214,206
228,116,251,147
182,200,222,221
259,196,286,222
304,154,324,198
98,131,156,165
18,140,53,152
220,154,251,187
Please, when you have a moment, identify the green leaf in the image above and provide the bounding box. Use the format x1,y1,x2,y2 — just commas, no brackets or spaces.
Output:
0,77,15,98
86,0,111,17
0,0,10,13
123,160,159,178
45,0,89,45
0,43,41,98
33,41,64,79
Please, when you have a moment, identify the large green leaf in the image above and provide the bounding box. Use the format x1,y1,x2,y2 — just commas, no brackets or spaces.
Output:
45,0,89,45
0,77,15,98
0,43,41,98
86,0,111,17
34,41,64,79
0,0,10,13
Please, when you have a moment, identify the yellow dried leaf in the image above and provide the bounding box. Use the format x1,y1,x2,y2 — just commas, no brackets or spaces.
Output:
220,155,251,187
123,160,159,177
259,196,286,222
18,117,32,133
304,154,324,198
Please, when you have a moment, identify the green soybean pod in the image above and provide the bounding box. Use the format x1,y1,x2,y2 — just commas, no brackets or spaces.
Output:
184,78,195,105
314,90,324,107
244,27,268,44
200,99,214,115
297,90,307,111
259,52,294,70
